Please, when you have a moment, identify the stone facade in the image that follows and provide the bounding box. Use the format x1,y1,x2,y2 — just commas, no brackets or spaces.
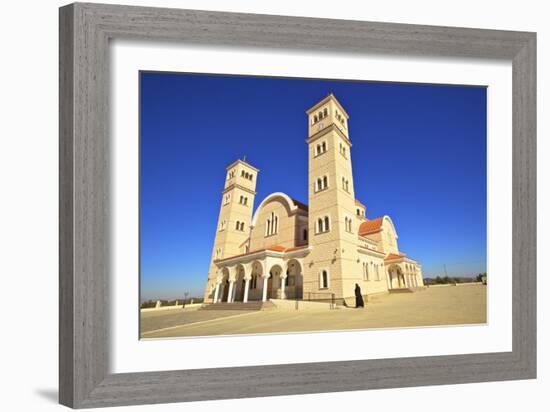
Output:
203,94,424,306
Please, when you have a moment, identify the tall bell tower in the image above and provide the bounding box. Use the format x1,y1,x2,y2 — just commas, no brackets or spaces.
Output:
303,94,362,304
203,159,259,302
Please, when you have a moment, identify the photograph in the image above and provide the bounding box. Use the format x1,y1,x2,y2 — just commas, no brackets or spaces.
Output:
138,72,488,339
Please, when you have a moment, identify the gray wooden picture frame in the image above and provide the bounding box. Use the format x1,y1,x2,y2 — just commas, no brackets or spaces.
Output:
59,2,536,408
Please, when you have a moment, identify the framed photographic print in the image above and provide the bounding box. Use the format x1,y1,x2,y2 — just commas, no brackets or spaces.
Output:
59,2,536,408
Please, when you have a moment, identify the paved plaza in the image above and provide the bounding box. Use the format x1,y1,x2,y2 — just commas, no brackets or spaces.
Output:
141,284,486,339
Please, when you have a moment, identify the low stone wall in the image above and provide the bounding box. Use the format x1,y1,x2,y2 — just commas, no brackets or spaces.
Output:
427,282,483,288
270,299,337,310
141,302,202,313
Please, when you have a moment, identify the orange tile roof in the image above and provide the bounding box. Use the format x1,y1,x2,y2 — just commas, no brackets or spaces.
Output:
266,245,286,252
384,253,406,261
285,245,309,252
290,198,309,211
214,244,309,263
358,217,384,236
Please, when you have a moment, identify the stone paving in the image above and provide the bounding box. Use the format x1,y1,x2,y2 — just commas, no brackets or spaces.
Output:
141,284,487,338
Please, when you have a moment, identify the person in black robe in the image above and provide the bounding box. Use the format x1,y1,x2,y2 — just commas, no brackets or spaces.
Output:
355,283,365,308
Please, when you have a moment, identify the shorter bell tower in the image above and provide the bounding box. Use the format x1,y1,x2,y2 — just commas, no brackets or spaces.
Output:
203,158,259,302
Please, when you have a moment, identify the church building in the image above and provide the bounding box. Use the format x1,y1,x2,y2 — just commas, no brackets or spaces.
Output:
203,94,424,306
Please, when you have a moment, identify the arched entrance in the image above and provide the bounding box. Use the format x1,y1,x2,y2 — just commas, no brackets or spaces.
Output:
249,260,264,301
286,259,303,299
234,264,246,302
219,267,232,302
268,264,283,299
388,264,405,289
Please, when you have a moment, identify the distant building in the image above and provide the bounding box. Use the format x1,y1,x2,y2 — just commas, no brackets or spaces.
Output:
203,94,424,306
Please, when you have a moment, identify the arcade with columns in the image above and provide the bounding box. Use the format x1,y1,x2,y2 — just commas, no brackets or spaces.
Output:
211,247,308,304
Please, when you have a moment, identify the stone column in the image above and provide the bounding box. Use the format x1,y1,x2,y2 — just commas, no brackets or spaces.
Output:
213,283,220,304
243,278,250,303
280,276,287,300
226,281,234,303
262,276,269,302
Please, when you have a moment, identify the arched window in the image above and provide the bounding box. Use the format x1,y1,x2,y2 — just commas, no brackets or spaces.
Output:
342,178,349,192
375,264,380,280
320,270,329,288
324,216,330,232
266,213,278,236
241,170,245,177
345,216,352,232
316,175,328,192
323,107,328,117
313,115,318,123
321,141,327,152
303,228,308,241
317,218,323,234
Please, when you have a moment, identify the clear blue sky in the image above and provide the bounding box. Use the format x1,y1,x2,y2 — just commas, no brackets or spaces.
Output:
140,71,487,301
